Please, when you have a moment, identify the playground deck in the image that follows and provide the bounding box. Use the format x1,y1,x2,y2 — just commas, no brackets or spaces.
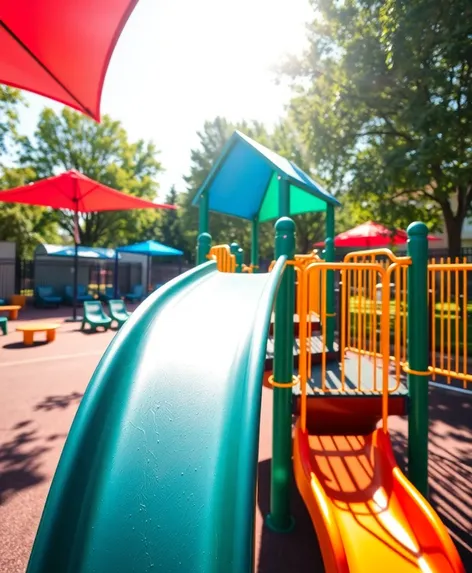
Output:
293,354,408,396
268,312,320,336
265,334,340,370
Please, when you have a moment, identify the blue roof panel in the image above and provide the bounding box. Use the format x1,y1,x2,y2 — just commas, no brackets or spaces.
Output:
207,141,272,220
118,240,183,257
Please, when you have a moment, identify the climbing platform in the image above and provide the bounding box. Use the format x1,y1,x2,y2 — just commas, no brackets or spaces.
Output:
291,354,408,435
269,312,320,336
265,334,340,371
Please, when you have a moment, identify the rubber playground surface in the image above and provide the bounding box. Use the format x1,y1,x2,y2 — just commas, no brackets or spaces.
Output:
0,308,471,572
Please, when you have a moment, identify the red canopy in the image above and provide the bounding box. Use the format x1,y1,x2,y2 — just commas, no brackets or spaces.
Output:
0,1,139,121
0,170,175,213
314,221,439,248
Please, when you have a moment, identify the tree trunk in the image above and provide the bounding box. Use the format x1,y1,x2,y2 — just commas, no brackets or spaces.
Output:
442,207,464,259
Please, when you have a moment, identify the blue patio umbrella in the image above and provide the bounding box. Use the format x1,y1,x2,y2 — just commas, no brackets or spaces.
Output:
116,240,183,296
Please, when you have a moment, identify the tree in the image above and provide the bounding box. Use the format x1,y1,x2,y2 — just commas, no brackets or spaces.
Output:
151,185,183,249
0,86,23,163
20,108,164,247
282,0,472,255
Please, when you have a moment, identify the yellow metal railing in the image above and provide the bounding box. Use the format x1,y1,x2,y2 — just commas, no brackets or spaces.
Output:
428,258,471,389
297,261,393,433
207,245,236,273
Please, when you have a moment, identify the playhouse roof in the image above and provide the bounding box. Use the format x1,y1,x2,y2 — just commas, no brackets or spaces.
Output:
192,131,340,222
36,244,118,259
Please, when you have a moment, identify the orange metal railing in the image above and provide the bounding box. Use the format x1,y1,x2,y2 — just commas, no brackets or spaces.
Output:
336,250,472,389
342,250,411,389
207,245,236,273
297,261,393,433
295,251,323,317
428,258,472,389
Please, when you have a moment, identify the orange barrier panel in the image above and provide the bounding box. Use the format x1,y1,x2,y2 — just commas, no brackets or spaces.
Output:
428,259,472,389
207,245,236,273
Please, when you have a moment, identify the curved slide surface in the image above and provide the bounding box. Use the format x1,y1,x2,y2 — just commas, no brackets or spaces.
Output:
27,259,286,573
294,424,465,573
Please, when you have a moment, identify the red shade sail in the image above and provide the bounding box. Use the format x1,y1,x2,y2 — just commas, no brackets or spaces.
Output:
314,221,439,248
0,0,140,121
0,170,175,213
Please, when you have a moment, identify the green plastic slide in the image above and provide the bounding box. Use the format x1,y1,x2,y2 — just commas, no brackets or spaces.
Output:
27,258,286,573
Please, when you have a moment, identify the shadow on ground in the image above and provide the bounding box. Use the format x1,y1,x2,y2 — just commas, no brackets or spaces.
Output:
256,459,324,573
34,392,83,412
2,341,49,350
0,421,49,504
390,388,472,569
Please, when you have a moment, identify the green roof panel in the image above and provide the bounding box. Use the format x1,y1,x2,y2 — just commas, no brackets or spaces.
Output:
258,172,278,222
258,179,328,223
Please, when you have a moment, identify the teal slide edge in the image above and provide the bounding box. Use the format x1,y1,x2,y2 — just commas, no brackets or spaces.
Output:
27,256,287,573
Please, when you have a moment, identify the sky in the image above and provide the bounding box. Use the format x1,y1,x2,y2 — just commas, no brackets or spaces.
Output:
17,0,312,200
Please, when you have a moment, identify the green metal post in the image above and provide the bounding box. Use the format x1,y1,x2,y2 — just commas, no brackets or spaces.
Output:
251,218,259,273
197,232,212,265
407,222,429,498
325,205,335,350
198,192,209,235
230,242,240,273
196,193,210,265
278,177,290,217
266,217,296,533
236,248,244,273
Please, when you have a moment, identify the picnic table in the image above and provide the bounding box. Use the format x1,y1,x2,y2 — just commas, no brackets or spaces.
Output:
0,305,21,320
16,323,60,346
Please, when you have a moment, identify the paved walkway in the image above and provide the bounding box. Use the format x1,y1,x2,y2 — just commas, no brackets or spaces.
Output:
0,310,470,572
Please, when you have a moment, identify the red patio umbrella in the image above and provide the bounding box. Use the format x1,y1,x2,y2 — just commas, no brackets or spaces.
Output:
0,170,176,320
0,0,140,121
314,221,439,248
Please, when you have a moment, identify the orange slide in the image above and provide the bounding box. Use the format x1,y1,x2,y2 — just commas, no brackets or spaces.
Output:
293,424,465,573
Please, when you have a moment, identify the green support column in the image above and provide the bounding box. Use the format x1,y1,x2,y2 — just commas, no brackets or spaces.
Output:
196,193,210,265
407,222,429,498
266,217,296,533
198,192,209,235
230,242,241,273
196,232,212,265
325,205,335,350
236,248,244,273
278,177,290,217
251,218,259,273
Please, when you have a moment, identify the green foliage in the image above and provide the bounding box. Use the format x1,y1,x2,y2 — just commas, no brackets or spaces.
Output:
0,86,23,161
0,167,60,257
282,0,472,255
148,185,183,250
19,108,164,247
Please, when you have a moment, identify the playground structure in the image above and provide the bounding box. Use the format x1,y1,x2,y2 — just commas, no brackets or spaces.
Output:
26,133,467,572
